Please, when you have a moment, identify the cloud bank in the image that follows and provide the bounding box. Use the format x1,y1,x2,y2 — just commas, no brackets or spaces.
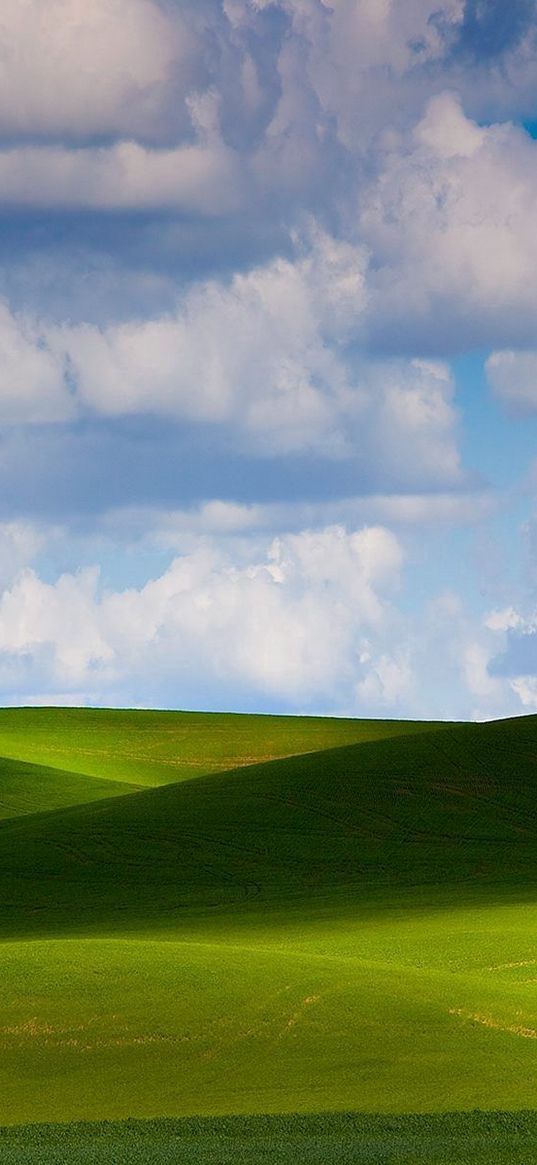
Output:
0,0,535,718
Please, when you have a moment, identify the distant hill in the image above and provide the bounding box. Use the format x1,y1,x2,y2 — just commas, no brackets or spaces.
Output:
0,704,441,789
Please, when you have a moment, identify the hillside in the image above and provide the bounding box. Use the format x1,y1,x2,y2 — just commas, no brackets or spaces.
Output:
0,706,438,789
0,708,536,1151
0,714,535,937
0,754,139,819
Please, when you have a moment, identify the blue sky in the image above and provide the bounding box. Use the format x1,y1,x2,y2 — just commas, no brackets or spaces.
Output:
1,0,537,720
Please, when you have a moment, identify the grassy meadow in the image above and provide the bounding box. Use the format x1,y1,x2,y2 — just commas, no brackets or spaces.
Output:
0,707,537,1159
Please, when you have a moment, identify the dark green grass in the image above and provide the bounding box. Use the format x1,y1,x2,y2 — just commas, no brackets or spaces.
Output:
0,755,139,820
3,1112,537,1164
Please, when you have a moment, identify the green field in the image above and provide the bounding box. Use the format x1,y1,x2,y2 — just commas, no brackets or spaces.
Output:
1,707,537,1160
3,1112,537,1164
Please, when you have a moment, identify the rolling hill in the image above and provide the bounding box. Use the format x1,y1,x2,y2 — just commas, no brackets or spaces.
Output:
0,705,436,788
1,707,537,1161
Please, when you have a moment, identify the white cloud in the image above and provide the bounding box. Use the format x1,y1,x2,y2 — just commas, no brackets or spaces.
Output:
0,0,534,230
57,229,365,452
510,676,537,710
0,303,73,424
462,641,504,705
0,566,113,683
0,139,243,214
241,0,537,206
415,91,485,157
362,358,462,485
0,0,532,726
349,491,494,526
0,522,46,590
0,0,191,141
386,589,521,722
486,607,525,633
0,525,405,704
0,518,523,721
0,229,463,487
108,489,494,549
267,0,466,154
361,94,537,349
0,0,533,226
356,651,414,707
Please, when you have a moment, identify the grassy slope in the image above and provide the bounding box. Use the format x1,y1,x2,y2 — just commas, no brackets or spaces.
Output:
0,706,442,787
0,754,140,819
1,710,537,1153
0,705,438,822
0,716,536,934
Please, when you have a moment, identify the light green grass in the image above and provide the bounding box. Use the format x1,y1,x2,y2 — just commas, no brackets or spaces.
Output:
1,708,537,1159
2,900,537,1126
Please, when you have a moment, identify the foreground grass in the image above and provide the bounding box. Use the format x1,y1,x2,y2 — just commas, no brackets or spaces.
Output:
2,895,537,1125
3,1112,537,1164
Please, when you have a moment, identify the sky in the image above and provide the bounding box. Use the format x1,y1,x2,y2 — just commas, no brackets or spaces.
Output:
1,0,537,720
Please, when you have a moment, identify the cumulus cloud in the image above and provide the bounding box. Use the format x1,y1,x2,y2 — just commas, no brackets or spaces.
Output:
0,232,463,490
5,0,533,160
240,0,537,197
262,0,465,155
0,566,113,683
489,612,537,669
510,675,537,710
58,229,362,452
0,0,192,142
0,0,533,721
0,520,520,720
0,6,535,356
361,93,537,350
241,0,536,161
0,231,359,445
0,231,463,491
0,525,406,706
355,650,414,708
1,0,535,226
